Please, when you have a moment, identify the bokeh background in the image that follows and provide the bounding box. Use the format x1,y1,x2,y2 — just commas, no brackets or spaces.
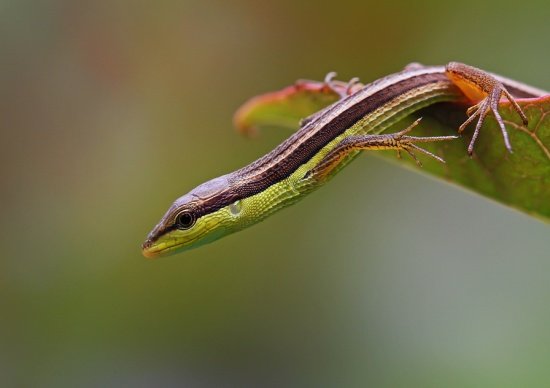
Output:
2,1,550,387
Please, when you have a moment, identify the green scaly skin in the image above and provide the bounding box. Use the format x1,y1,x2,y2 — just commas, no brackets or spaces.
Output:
143,62,544,257
144,82,459,257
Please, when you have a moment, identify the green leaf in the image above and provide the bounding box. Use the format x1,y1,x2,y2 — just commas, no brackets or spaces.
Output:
386,97,550,221
234,83,550,222
233,79,343,136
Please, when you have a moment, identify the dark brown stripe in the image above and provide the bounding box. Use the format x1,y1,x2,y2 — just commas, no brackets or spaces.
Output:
188,71,450,219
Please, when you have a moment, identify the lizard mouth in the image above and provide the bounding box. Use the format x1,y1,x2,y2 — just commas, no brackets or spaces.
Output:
141,239,179,259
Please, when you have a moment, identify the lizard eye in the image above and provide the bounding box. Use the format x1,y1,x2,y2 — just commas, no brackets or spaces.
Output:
176,212,195,229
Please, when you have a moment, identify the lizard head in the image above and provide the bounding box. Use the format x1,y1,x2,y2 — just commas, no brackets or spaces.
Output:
141,175,243,258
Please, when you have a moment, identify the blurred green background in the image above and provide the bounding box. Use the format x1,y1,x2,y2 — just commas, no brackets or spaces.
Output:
1,1,550,387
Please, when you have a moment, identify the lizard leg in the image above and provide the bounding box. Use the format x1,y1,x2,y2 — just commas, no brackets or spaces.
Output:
321,72,363,98
445,62,529,154
305,118,457,181
299,74,363,128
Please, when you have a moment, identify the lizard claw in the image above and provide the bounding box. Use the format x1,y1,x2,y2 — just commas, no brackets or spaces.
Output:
322,72,363,98
458,86,518,155
393,118,458,165
446,62,529,155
